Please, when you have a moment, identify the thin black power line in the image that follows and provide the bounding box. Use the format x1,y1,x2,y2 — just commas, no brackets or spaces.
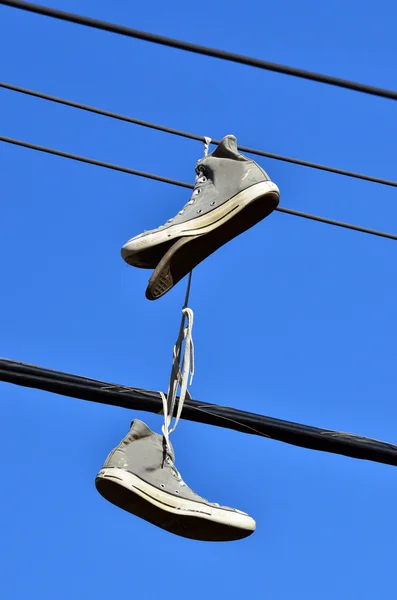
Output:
1,1,397,101
0,135,190,188
2,81,397,189
2,134,397,242
1,358,397,467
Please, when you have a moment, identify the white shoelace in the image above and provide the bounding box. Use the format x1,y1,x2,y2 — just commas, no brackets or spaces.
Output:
203,136,212,157
159,137,211,451
160,272,194,451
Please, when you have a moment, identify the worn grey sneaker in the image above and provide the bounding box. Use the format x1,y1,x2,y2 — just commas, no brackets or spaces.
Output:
95,419,256,542
121,134,279,270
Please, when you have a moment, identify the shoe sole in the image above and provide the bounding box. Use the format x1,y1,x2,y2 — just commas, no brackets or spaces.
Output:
146,181,280,299
95,467,255,542
122,180,279,269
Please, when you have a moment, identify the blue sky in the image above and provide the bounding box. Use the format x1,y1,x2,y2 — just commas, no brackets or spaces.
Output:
1,1,397,598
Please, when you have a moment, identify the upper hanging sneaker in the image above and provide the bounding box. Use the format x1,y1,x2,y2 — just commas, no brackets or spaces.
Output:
121,134,280,270
95,419,256,542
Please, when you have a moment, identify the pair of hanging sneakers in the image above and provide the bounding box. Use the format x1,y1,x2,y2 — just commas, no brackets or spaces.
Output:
95,135,280,542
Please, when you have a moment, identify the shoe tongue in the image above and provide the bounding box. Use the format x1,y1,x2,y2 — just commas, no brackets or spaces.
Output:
210,134,239,159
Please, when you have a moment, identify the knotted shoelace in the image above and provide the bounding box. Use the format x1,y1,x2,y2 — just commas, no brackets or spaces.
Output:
159,138,211,452
160,272,194,452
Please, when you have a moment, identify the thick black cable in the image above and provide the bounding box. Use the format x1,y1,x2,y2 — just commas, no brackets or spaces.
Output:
2,134,397,242
1,358,397,467
2,81,397,189
1,1,397,101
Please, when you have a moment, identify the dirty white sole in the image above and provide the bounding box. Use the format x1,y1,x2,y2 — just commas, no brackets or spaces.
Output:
96,467,256,533
122,180,279,256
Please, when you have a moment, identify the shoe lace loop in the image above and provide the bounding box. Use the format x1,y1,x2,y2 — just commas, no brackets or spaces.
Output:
160,273,194,452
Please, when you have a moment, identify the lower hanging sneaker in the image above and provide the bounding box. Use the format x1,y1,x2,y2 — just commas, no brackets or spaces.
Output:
95,419,256,542
121,134,279,270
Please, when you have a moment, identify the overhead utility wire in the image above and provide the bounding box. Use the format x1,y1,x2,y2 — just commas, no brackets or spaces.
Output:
2,81,396,189
2,135,397,242
0,136,192,189
1,1,397,101
1,358,397,467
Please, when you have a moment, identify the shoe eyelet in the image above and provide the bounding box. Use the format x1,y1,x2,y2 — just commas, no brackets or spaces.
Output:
210,201,215,206
174,490,179,494
197,209,202,214
160,484,165,488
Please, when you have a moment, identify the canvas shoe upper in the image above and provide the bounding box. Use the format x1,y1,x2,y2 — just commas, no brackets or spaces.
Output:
121,134,279,269
95,419,256,542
